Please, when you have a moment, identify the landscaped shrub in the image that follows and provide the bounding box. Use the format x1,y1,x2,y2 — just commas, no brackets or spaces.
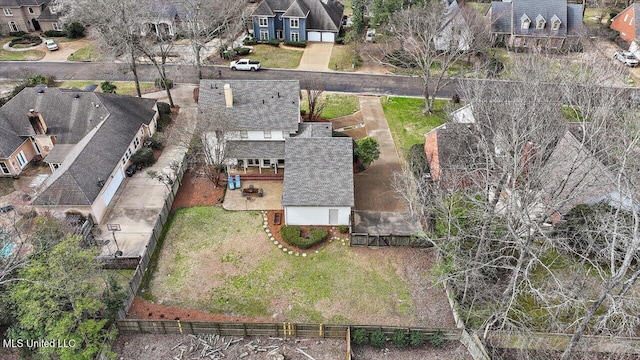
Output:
284,40,307,48
280,225,301,244
243,36,257,46
148,133,164,149
131,148,156,167
351,328,369,346
157,112,172,131
234,47,251,56
65,22,86,39
338,225,348,234
27,74,55,87
408,143,429,179
428,330,444,348
267,39,280,47
280,226,326,249
155,78,174,90
300,109,307,116
309,228,328,243
392,330,408,348
370,330,386,348
9,31,27,37
9,34,42,47
100,81,117,93
43,30,66,37
156,101,171,114
409,331,424,347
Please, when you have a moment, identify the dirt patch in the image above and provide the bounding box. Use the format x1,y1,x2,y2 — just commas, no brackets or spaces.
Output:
354,341,472,360
171,169,224,212
128,298,271,323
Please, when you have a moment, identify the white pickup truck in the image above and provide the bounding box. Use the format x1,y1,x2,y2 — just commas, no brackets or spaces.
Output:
230,59,261,71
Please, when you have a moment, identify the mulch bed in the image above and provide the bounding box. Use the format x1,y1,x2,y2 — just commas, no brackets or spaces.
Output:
171,170,224,212
127,298,272,323
265,210,348,254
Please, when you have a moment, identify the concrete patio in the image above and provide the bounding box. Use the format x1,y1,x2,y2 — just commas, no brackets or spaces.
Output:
222,180,283,211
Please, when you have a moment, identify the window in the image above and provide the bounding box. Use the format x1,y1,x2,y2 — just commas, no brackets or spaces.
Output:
259,17,268,27
277,159,285,167
550,15,561,31
28,7,34,14
8,21,18,32
520,14,530,30
264,130,271,139
536,14,546,30
263,159,271,166
0,162,9,175
134,137,140,149
291,31,299,42
290,18,299,28
260,30,269,41
3,8,12,16
52,22,63,31
16,151,27,168
122,158,126,165
240,130,248,139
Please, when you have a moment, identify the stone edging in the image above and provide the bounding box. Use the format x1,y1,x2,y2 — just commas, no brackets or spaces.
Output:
260,211,348,257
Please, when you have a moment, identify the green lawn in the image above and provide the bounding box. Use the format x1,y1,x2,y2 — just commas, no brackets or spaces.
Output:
56,80,155,96
67,44,102,62
382,96,448,154
329,43,357,72
247,44,303,68
145,207,418,324
301,93,360,119
0,49,45,61
467,1,490,15
583,8,611,27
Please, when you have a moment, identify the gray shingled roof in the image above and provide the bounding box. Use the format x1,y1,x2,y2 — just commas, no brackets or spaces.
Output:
225,140,285,159
282,137,354,207
489,0,583,36
30,92,157,206
252,0,343,32
38,1,60,22
198,80,300,132
294,122,332,138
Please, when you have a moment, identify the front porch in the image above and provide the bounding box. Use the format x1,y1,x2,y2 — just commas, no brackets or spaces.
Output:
226,158,285,175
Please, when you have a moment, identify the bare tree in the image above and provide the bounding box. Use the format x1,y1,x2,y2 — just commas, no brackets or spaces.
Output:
179,0,245,79
303,80,326,122
56,0,145,97
398,54,640,358
383,0,491,113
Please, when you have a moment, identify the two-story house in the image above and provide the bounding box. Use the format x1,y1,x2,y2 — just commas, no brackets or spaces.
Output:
251,0,344,43
1,0,61,33
198,79,354,226
0,87,158,223
487,0,583,50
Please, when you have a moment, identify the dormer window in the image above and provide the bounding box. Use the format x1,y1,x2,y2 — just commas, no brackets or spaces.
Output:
536,14,546,30
551,15,561,31
521,14,531,30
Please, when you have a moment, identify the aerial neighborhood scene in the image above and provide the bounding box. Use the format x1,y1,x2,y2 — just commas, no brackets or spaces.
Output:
3,0,640,359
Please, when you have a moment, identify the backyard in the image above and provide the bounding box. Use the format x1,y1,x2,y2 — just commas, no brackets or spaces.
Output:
140,206,454,328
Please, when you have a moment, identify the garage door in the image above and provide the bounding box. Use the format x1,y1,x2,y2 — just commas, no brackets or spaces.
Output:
307,31,321,42
102,168,125,206
321,32,335,43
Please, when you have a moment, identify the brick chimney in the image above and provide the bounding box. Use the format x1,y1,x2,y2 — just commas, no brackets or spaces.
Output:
27,109,47,134
224,84,233,108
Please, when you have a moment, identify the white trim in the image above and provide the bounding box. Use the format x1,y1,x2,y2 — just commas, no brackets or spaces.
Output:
28,7,34,14
291,31,299,42
52,22,63,31
259,17,268,27
260,30,269,41
3,8,13,16
0,162,9,175
8,21,18,32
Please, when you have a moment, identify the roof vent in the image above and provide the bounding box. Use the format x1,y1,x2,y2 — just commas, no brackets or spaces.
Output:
74,94,80,99
37,88,44,94
97,179,105,187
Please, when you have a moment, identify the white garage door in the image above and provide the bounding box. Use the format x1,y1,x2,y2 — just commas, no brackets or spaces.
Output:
321,32,335,43
102,168,125,206
307,31,321,42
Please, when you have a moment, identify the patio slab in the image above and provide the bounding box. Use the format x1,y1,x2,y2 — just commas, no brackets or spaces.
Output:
222,180,283,211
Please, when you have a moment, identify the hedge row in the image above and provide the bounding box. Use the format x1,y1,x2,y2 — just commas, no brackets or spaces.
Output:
280,225,327,249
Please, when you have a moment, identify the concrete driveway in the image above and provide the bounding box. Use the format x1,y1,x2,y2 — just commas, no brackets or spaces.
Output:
97,84,197,258
353,96,406,212
298,42,333,71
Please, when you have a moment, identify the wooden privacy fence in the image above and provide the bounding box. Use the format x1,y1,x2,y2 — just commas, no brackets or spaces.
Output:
116,319,461,341
486,331,640,355
350,233,431,247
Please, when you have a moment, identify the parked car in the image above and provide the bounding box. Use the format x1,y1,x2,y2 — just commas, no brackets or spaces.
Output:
614,50,638,67
230,59,261,71
0,205,14,213
44,39,58,51
125,164,137,177
365,29,376,43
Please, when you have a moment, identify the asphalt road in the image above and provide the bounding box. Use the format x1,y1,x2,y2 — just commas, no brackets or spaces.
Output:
0,61,462,97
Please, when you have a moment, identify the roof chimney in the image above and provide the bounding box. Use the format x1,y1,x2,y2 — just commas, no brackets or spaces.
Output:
224,84,233,108
27,109,47,135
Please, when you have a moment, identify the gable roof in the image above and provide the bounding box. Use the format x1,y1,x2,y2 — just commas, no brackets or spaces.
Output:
610,3,640,41
282,137,354,207
198,80,300,132
489,0,583,36
252,0,344,32
27,90,157,206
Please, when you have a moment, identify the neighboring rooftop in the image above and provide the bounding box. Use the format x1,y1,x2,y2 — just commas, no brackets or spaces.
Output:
198,80,300,132
282,137,354,207
490,0,583,36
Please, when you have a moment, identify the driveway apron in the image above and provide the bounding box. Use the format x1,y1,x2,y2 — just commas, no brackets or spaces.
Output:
354,96,406,212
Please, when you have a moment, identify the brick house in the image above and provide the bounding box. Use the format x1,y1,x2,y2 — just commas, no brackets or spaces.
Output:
610,3,640,43
0,0,61,34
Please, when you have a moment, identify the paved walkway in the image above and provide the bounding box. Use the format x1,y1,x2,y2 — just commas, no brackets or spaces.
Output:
353,96,406,212
298,42,334,71
97,84,198,258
